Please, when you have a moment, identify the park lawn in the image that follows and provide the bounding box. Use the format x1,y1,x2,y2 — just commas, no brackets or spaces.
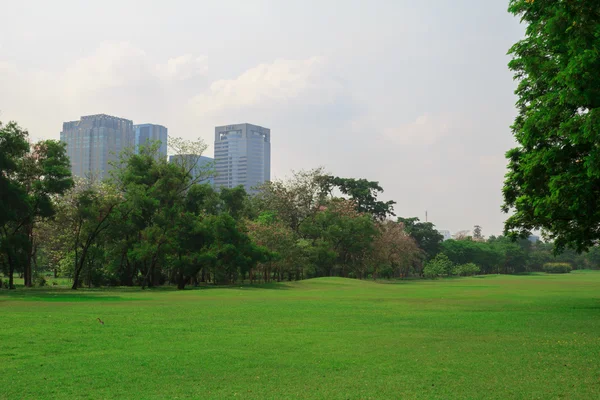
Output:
1,272,600,399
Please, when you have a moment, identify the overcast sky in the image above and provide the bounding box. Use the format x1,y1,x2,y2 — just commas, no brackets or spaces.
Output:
0,0,523,236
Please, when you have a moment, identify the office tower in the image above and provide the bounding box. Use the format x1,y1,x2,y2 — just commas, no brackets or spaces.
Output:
214,123,270,192
60,114,134,180
134,123,168,159
169,155,215,186
528,235,540,243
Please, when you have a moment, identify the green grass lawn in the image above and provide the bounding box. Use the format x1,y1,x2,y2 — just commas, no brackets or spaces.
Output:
1,272,600,399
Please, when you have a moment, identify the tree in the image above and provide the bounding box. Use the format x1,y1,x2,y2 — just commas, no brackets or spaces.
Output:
473,225,483,241
0,121,29,227
246,212,299,282
301,199,376,278
0,121,30,289
423,253,454,279
205,213,267,285
18,140,73,286
0,122,73,288
442,239,503,275
254,168,329,234
372,220,423,279
321,176,395,220
68,181,121,289
112,138,209,288
219,186,251,219
503,1,600,252
397,217,444,260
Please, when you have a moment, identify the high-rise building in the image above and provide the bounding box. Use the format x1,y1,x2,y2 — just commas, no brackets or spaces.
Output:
169,155,215,186
528,235,540,243
134,123,168,159
61,114,134,180
214,123,270,192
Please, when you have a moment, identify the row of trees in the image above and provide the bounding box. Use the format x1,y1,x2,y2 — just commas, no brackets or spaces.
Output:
2,116,600,290
1,121,425,289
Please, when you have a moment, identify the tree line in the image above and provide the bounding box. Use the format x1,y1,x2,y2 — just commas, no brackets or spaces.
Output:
1,120,599,290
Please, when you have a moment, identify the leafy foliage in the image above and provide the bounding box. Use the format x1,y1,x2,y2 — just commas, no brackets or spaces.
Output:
503,0,600,252
423,253,454,279
321,176,396,220
453,263,481,277
0,121,73,288
397,217,444,260
543,262,572,274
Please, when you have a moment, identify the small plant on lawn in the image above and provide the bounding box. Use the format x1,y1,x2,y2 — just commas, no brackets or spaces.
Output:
543,263,571,274
423,253,454,279
34,276,47,287
453,263,480,277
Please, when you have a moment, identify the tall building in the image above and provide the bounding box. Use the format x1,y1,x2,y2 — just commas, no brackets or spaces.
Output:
61,114,134,180
214,123,270,192
169,155,215,186
134,123,168,159
528,235,540,243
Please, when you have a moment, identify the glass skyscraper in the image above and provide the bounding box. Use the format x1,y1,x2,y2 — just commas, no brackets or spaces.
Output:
134,123,168,160
214,123,271,192
60,114,134,180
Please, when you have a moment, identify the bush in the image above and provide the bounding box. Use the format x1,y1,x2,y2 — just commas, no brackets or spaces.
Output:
1,279,8,289
423,254,454,279
543,263,571,274
453,263,481,276
35,276,47,287
423,263,445,279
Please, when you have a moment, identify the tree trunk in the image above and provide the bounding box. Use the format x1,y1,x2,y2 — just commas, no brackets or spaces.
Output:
23,223,32,287
177,253,185,290
71,246,89,290
8,252,15,290
148,262,156,288
177,268,185,290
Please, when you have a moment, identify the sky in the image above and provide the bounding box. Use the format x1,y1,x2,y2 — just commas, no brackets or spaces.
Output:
0,0,524,236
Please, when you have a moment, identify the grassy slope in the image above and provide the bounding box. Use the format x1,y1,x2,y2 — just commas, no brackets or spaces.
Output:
1,272,599,399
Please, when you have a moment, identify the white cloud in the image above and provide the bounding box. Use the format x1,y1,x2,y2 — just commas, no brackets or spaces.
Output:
156,54,208,81
64,42,151,94
189,57,346,116
62,42,208,98
0,42,209,141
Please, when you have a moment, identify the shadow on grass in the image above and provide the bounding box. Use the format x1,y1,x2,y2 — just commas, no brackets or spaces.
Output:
0,287,149,302
0,281,294,299
187,282,293,291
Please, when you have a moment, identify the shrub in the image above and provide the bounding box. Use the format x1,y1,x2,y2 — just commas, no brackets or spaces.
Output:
454,263,480,276
543,263,571,274
423,254,454,279
423,263,444,279
35,276,47,287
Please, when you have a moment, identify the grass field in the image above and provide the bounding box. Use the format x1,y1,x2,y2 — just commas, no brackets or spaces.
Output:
1,272,600,399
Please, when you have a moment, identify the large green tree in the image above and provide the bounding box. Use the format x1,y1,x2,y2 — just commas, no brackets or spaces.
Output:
503,0,600,252
0,122,73,288
321,176,395,220
397,217,444,260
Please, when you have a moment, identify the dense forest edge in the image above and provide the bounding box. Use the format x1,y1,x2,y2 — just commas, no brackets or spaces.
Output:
1,121,598,291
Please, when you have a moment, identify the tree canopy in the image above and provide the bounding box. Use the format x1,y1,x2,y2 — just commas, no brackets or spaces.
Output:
503,0,600,252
